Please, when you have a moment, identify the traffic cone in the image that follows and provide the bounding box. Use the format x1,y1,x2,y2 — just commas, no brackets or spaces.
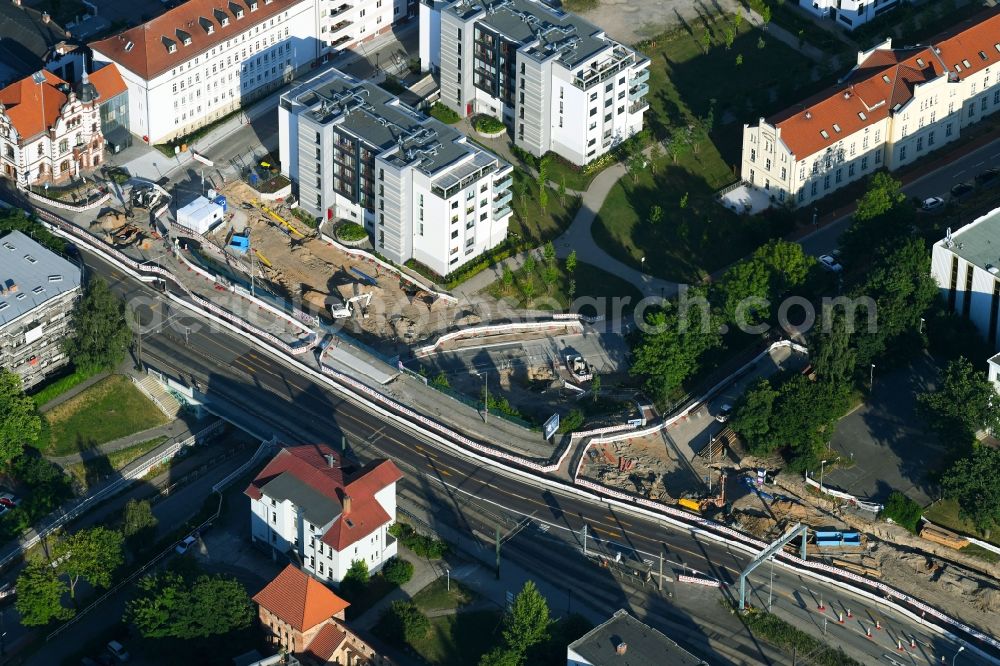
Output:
876,619,882,631
817,601,826,611
847,608,853,618
897,640,904,652
866,627,872,639
910,638,917,650
838,612,844,624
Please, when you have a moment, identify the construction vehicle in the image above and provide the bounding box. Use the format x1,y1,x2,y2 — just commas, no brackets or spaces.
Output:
565,355,593,382
131,187,162,210
329,292,372,319
698,472,727,511
677,498,702,513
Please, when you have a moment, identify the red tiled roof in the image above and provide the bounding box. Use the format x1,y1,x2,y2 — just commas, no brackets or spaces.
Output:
303,622,347,662
766,9,1000,159
89,64,127,100
245,444,347,503
345,460,404,500
0,70,67,140
253,564,350,632
321,495,392,552
88,0,305,81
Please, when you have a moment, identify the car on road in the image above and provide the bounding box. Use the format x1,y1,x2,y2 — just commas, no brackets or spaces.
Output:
106,640,130,663
951,182,975,199
975,168,1000,188
818,254,843,272
175,535,197,555
715,404,733,423
921,196,945,212
0,493,19,508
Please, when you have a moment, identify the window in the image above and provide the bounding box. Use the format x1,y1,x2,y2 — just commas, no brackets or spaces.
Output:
946,123,953,137
874,148,882,164
823,174,830,190
848,163,855,177
811,181,817,196
750,149,756,162
780,167,786,180
916,136,923,151
928,131,935,146
835,168,842,184
58,139,68,154
899,145,906,161
765,158,771,171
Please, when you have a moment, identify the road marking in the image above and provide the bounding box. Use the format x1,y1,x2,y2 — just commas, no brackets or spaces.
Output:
975,161,984,167
954,169,965,177
438,468,453,477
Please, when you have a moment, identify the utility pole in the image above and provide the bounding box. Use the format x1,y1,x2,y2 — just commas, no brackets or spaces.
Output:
495,526,501,580
582,523,587,556
768,555,774,611
658,553,663,592
133,308,143,371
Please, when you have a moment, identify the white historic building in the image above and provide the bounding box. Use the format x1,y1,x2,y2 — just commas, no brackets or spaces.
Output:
89,0,322,145
798,0,899,31
245,444,402,583
420,0,649,166
741,10,1000,207
280,69,513,277
319,0,417,54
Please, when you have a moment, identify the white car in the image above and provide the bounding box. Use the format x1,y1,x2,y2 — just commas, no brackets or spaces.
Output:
106,640,130,662
715,404,733,423
921,196,945,211
175,535,197,555
818,254,843,273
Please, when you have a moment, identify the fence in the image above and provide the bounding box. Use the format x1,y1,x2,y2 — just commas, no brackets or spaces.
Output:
803,473,883,513
413,318,584,357
212,438,278,493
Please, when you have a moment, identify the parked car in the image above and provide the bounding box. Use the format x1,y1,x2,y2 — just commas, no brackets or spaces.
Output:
106,640,130,663
0,582,15,605
175,535,197,555
0,492,19,508
951,182,975,199
921,196,945,211
976,168,1000,188
715,404,733,423
818,254,843,272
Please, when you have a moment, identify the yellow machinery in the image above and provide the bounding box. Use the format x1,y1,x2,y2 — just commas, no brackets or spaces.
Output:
253,248,272,268
677,498,702,513
253,200,304,238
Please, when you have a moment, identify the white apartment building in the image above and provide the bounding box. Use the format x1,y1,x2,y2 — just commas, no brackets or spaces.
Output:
420,0,649,166
741,10,1000,207
319,0,417,54
89,0,322,145
279,69,513,277
0,231,81,390
798,0,899,31
246,444,403,583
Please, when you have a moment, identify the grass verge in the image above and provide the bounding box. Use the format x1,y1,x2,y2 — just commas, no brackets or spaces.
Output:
65,436,169,490
740,607,864,666
485,259,642,315
411,577,479,613
41,375,170,457
407,610,503,666
30,367,102,409
924,498,1000,547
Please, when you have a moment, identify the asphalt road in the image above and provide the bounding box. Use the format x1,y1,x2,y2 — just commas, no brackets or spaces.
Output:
82,252,994,666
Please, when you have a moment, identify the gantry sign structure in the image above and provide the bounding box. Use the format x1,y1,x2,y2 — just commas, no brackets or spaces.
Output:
738,522,808,611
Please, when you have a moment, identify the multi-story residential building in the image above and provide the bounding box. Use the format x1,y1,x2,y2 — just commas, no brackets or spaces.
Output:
245,443,403,583
567,609,707,666
740,10,1000,207
931,207,1000,352
253,564,389,664
318,0,417,55
89,0,322,145
0,230,81,390
279,69,513,276
0,67,120,187
420,0,650,166
798,0,899,31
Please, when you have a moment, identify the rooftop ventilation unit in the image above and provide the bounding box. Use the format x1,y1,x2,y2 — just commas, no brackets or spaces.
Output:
989,265,999,276
804,110,812,119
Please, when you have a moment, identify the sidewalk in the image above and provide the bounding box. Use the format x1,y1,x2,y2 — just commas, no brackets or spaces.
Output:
48,416,203,466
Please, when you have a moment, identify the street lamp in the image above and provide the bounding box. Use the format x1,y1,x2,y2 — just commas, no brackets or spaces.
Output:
870,363,875,387
819,459,828,492
919,317,925,334
640,256,646,273
473,369,488,424
953,646,965,665
445,566,450,592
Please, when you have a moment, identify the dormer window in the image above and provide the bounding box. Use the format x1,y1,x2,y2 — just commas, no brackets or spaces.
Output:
858,111,867,120
124,40,134,52
962,59,971,68
214,7,229,25
980,51,988,61
230,1,244,18
162,36,177,53
820,130,829,139
177,29,192,46
221,16,229,25
200,17,214,34
248,0,258,11
832,123,841,133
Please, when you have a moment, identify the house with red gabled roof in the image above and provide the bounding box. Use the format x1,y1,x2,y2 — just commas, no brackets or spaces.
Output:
246,444,403,583
253,564,389,665
739,9,1000,209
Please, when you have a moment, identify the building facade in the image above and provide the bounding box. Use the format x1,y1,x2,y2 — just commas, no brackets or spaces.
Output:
245,444,402,583
254,564,388,665
279,69,513,276
0,68,116,187
741,10,1000,207
421,0,649,166
90,0,322,145
89,63,132,154
0,231,81,390
318,0,417,56
798,0,899,31
931,207,1000,352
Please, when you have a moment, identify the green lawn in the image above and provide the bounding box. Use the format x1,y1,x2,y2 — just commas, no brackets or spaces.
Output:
409,610,503,666
343,574,398,621
509,169,581,246
41,375,169,457
924,499,1000,545
485,258,643,314
411,578,479,613
66,436,169,490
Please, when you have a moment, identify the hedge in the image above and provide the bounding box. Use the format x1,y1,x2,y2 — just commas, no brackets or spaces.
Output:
336,222,369,242
474,115,505,134
429,102,461,125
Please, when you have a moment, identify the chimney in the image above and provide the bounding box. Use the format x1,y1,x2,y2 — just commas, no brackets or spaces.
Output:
42,11,50,23
615,641,627,655
342,495,352,515
324,453,336,468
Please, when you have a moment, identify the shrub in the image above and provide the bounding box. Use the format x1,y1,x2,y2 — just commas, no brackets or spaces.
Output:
382,557,414,585
557,409,585,433
474,115,505,134
388,522,449,559
336,222,368,242
378,600,429,645
339,559,370,601
429,102,461,124
880,491,923,533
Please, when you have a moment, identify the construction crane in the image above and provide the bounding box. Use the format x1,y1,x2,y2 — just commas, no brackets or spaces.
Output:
253,200,304,238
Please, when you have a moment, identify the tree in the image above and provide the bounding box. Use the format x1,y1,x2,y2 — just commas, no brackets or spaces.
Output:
648,144,663,173
523,254,536,275
381,557,414,585
565,250,577,274
918,357,1000,443
537,156,550,210
378,600,429,645
649,204,663,225
700,30,711,53
854,173,905,223
0,209,66,254
942,447,1000,536
123,498,158,543
479,648,520,666
757,36,766,49
736,53,744,67
760,4,771,25
557,178,567,205
731,378,778,452
521,281,536,304
627,153,645,183
501,580,552,660
630,295,722,405
0,370,41,465
543,241,555,263
15,562,74,626
590,375,601,402
63,277,133,373
811,310,856,386
733,10,744,30
340,558,370,601
126,570,252,639
679,192,689,209
753,239,813,295
501,265,515,294
720,259,770,326
542,265,559,293
57,526,125,598
723,26,736,49
881,491,923,533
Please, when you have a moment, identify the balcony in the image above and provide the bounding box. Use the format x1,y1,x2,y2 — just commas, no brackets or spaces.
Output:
630,69,649,86
493,205,511,219
330,35,351,47
628,83,649,102
494,174,512,190
629,100,649,114
329,3,351,16
330,20,353,33
493,190,512,208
